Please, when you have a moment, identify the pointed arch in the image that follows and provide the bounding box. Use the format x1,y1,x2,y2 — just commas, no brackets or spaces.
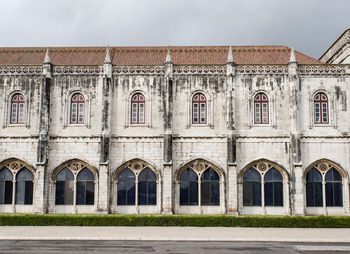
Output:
303,159,347,179
51,159,98,182
176,158,224,181
113,158,160,181
0,158,36,175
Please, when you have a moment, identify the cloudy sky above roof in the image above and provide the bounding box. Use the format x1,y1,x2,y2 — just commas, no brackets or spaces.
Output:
1,0,348,59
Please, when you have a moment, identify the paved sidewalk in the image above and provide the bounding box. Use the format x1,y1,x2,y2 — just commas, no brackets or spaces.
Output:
0,226,349,242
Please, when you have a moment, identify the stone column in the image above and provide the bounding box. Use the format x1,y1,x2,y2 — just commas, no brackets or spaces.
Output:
162,49,174,214
98,47,113,213
226,47,238,214
288,48,304,215
34,49,52,213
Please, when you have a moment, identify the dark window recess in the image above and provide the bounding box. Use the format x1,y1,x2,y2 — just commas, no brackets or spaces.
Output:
117,168,136,205
243,168,261,206
76,168,95,205
201,168,220,206
264,168,283,206
325,168,343,207
180,168,198,205
138,168,156,205
306,168,323,207
15,168,33,205
55,168,74,205
0,168,13,205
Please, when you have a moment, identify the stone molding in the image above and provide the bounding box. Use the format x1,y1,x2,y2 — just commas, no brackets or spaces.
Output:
0,66,42,75
320,29,350,63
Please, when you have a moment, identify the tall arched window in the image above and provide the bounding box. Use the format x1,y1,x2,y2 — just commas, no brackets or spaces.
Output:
178,160,221,207
117,168,136,205
192,93,207,124
131,93,145,124
70,93,85,124
0,168,13,204
115,161,158,207
264,168,283,206
243,168,261,206
55,168,74,205
201,168,220,206
16,168,34,205
254,93,269,124
76,168,95,205
306,161,343,208
138,168,156,205
180,168,198,205
10,93,25,124
314,92,328,124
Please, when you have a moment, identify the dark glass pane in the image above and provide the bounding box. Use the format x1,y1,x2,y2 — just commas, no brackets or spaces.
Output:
252,182,262,206
85,181,94,205
77,168,94,181
306,168,322,182
0,182,4,204
314,182,323,207
0,168,13,180
180,168,197,181
306,182,314,206
210,181,220,205
55,181,65,205
117,180,135,205
126,182,135,205
15,181,25,204
65,181,74,205
138,168,156,181
117,182,127,205
201,181,210,205
180,181,189,205
56,168,74,181
243,181,261,206
264,182,273,206
138,181,147,205
148,181,156,205
201,168,219,181
325,168,342,182
118,168,135,181
243,168,261,181
326,182,342,207
264,168,282,182
274,182,283,206
16,168,34,181
24,181,33,204
76,181,85,205
4,181,12,204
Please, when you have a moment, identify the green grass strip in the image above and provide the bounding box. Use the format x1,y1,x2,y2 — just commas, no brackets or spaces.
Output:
0,214,350,227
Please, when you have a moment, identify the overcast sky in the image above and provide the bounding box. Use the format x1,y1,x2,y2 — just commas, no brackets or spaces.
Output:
0,0,349,58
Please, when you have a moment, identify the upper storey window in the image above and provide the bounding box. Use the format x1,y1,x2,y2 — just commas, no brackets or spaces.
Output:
192,93,207,124
131,93,145,124
254,93,269,124
10,93,25,124
70,93,85,124
314,92,328,124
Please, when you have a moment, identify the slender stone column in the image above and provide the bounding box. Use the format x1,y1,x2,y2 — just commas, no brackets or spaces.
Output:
162,49,174,214
226,47,238,214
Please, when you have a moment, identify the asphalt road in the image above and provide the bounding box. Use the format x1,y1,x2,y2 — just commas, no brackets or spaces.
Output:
0,240,350,254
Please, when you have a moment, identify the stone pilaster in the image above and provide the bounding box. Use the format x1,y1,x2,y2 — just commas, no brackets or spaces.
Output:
288,47,304,215
162,49,174,214
98,47,112,213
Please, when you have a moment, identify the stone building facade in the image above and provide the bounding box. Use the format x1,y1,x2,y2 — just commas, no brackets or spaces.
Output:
0,29,350,215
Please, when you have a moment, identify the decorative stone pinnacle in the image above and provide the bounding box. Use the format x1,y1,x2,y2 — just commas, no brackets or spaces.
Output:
104,46,111,63
289,47,297,63
227,46,234,63
44,48,51,64
165,48,172,63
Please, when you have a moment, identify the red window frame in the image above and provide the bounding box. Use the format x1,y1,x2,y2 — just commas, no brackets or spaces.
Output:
70,93,85,124
192,93,207,124
314,92,328,124
254,93,269,124
131,93,145,124
10,93,25,124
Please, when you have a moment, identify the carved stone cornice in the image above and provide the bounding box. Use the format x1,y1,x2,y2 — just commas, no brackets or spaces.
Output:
236,65,288,75
0,66,42,75
113,65,164,75
173,65,226,75
298,64,346,76
53,66,102,75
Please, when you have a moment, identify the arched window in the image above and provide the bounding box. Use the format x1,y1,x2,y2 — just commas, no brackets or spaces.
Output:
0,168,13,204
243,168,262,206
178,160,221,207
314,92,328,124
55,168,74,205
264,168,283,206
325,168,342,207
131,93,145,124
16,168,34,205
10,93,25,124
306,168,323,207
201,168,220,206
70,93,85,124
117,168,135,206
180,168,198,205
138,168,156,205
254,93,269,124
76,168,95,205
192,93,207,124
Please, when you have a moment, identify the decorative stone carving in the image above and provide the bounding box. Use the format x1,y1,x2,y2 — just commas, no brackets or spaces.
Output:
173,65,225,75
236,65,288,75
0,66,42,75
113,65,164,75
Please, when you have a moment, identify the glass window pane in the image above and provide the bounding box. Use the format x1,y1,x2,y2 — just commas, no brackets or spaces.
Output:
85,181,94,205
180,168,198,181
78,103,84,123
315,103,320,123
138,168,156,181
180,180,198,205
55,181,65,205
76,181,85,205
77,168,94,181
243,181,261,206
15,181,25,204
201,181,210,205
117,169,136,206
274,182,283,206
264,182,273,206
139,103,145,123
11,103,17,123
210,181,220,205
131,103,137,123
262,103,268,123
193,103,199,123
56,168,74,181
148,181,156,205
138,181,147,205
0,168,13,180
255,103,260,123
18,103,24,123
200,103,206,123
243,168,261,181
24,181,33,205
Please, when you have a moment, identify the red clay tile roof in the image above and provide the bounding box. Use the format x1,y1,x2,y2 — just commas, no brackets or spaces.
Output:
0,46,321,66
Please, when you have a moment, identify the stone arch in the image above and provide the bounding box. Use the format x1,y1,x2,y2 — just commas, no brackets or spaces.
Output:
176,158,224,181
303,159,348,180
0,158,36,176
239,158,289,182
51,159,98,182
113,158,160,182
